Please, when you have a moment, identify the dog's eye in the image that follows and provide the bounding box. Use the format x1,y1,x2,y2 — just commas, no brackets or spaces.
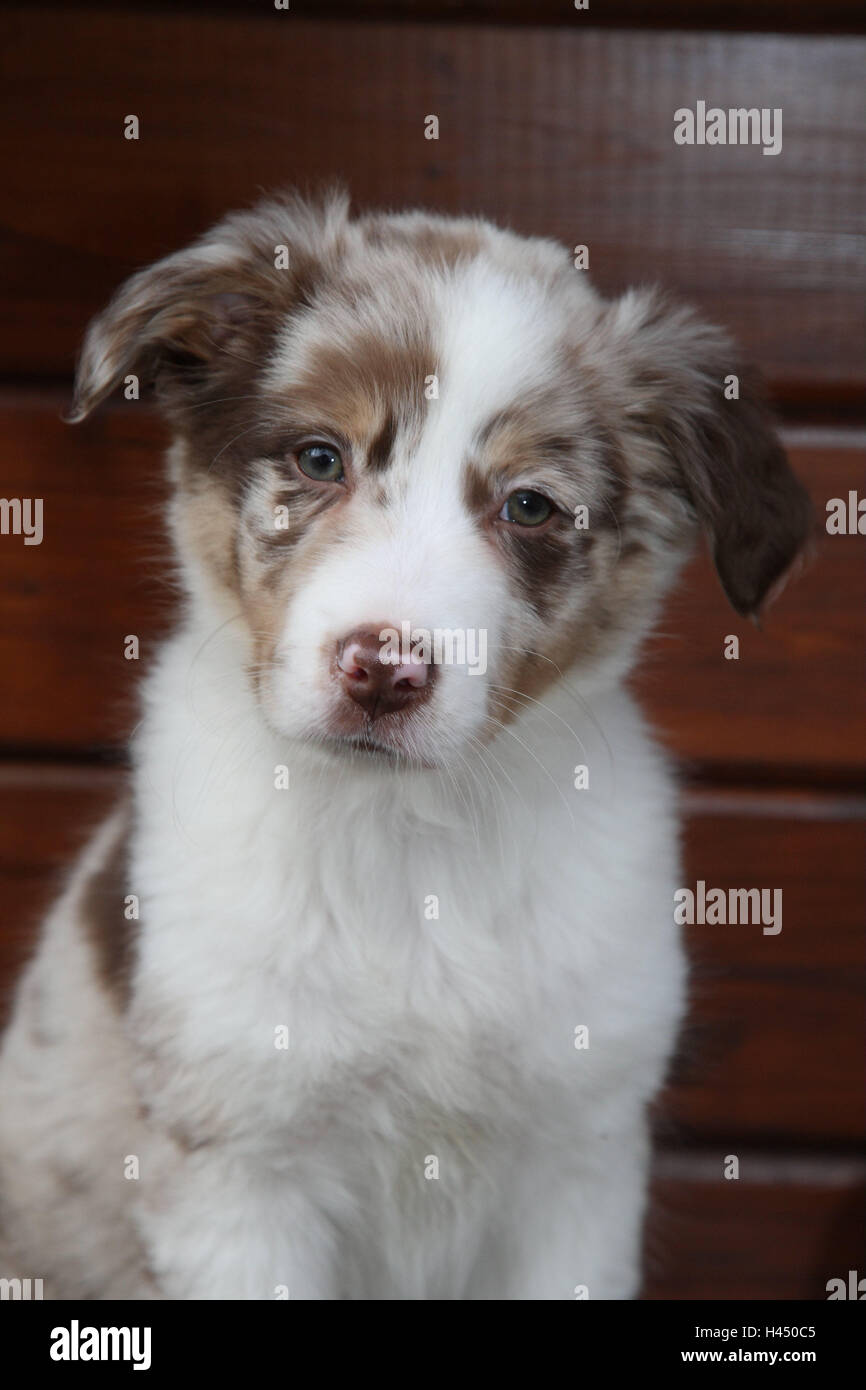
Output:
297,444,344,482
499,489,553,527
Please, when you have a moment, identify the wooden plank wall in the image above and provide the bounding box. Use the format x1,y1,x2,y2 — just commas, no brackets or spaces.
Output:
0,3,863,1299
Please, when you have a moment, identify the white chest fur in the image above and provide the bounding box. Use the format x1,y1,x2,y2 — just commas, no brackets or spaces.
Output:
129,619,685,1166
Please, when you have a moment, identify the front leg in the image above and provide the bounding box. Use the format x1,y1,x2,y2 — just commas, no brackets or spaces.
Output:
467,1121,651,1301
137,1142,341,1300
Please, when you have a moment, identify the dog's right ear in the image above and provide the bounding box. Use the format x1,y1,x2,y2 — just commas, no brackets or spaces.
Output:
67,189,349,423
67,258,269,423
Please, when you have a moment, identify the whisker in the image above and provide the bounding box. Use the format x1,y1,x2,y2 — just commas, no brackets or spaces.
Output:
487,681,590,761
486,707,576,833
492,644,616,777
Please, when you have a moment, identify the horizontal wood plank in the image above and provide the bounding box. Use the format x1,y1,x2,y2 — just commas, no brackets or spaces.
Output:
0,399,862,774
0,402,174,753
632,429,866,781
0,769,862,1145
0,12,863,406
645,1154,866,1299
84,1,866,34
299,0,866,31
667,808,866,1145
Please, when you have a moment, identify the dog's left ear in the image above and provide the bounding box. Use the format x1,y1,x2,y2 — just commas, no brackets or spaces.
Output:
607,289,813,619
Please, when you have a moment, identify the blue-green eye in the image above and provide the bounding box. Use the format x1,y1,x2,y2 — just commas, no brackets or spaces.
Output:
297,444,344,482
499,489,554,527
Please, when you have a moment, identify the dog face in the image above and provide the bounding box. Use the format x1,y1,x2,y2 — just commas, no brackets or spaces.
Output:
71,192,811,769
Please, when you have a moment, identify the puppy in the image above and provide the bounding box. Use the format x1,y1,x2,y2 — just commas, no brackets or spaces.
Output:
0,192,811,1299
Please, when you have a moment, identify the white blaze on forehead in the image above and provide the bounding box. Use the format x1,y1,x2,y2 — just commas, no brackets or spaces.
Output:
399,261,570,509
263,254,571,437
433,261,569,439
304,265,572,642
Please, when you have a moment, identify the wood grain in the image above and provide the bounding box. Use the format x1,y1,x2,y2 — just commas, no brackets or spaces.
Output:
85,1,866,34
0,397,862,772
667,809,866,1145
0,767,862,1144
0,399,174,752
645,1155,866,1300
0,10,862,406
632,430,866,782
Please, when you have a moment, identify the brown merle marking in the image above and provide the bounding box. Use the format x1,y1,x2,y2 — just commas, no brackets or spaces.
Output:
367,412,398,473
288,331,432,466
359,217,487,270
81,803,136,1009
463,401,666,726
497,524,593,622
463,403,628,622
251,481,339,561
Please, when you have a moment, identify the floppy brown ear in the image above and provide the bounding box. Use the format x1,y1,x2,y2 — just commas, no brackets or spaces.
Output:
67,256,270,423
611,289,813,619
68,188,349,423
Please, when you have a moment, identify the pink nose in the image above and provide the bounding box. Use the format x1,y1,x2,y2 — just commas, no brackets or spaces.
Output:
336,628,433,719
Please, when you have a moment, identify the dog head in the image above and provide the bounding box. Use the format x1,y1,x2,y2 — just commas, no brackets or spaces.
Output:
71,191,811,769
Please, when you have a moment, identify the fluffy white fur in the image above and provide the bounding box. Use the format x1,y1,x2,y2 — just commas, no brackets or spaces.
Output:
1,625,683,1299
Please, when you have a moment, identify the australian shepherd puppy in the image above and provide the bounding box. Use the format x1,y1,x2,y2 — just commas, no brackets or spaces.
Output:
0,192,810,1300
